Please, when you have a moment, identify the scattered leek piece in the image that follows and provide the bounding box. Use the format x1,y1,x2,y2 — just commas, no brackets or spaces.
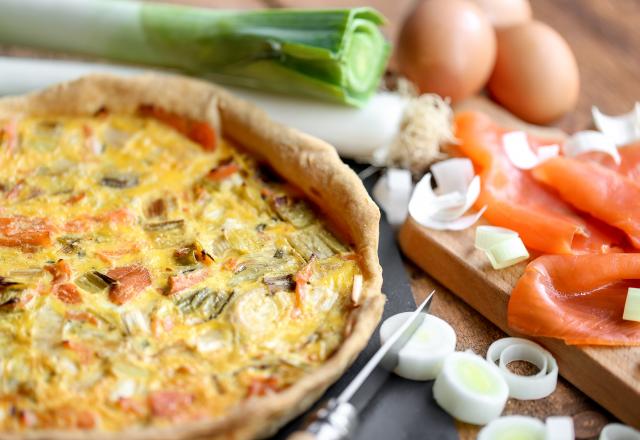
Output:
433,351,508,425
592,103,640,146
380,312,456,381
475,226,529,270
486,337,558,400
0,0,390,106
599,423,640,440
502,131,559,170
563,130,621,165
372,168,413,227
409,158,486,231
623,287,640,322
544,416,574,440
478,416,545,440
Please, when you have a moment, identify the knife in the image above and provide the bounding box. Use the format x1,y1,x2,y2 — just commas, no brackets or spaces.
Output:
289,290,435,440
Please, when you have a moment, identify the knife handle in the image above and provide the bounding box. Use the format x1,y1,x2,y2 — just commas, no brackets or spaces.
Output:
288,399,358,440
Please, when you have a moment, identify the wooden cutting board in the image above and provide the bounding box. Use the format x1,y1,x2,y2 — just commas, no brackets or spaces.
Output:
398,97,640,428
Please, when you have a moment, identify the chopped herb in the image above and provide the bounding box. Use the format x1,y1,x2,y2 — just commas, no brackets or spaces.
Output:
273,249,284,259
175,288,233,320
263,274,295,294
100,174,139,188
288,227,334,261
145,198,169,218
144,219,185,232
174,241,214,266
57,235,82,254
255,223,267,233
0,277,25,311
270,195,314,228
75,271,116,294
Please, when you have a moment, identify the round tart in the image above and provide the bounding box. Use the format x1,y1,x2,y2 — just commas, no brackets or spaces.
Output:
0,74,384,439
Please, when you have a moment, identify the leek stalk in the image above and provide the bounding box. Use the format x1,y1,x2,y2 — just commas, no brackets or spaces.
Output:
0,0,390,106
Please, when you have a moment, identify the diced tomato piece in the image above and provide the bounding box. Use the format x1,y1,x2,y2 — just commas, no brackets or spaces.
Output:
107,265,152,305
0,216,55,248
189,121,216,151
247,377,279,398
64,192,85,205
75,410,96,430
62,340,94,364
1,118,19,154
148,390,193,418
55,283,82,304
65,310,98,326
45,259,72,283
166,268,210,295
293,257,316,312
206,163,239,182
139,105,217,151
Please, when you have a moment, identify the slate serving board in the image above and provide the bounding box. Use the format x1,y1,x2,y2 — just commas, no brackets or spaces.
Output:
274,164,456,440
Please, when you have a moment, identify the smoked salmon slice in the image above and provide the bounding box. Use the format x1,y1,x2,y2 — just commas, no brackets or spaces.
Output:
454,112,622,254
107,265,152,305
509,254,640,345
577,141,640,182
0,216,55,247
533,156,640,249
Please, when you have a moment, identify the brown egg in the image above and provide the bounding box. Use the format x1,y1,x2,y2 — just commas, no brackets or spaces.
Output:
396,0,496,103
472,0,532,28
488,21,580,124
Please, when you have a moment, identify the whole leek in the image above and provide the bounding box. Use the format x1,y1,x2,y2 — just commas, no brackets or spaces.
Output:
0,0,390,106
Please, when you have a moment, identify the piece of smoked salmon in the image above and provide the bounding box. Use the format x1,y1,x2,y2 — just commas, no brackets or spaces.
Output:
577,141,640,182
533,156,640,249
454,112,622,254
107,265,152,305
0,216,54,247
509,254,640,345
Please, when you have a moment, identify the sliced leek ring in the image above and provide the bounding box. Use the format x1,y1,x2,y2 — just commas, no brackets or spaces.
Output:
478,415,545,440
433,351,508,425
486,337,558,400
544,416,574,440
379,312,456,381
599,423,640,440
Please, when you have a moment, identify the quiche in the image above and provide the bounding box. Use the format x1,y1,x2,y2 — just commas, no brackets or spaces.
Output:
0,75,384,439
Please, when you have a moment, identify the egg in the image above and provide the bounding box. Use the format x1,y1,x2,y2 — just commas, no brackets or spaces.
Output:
396,0,496,103
488,21,580,124
471,0,532,28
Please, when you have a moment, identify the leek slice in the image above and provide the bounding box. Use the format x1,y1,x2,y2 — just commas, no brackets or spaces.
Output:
592,103,640,146
476,226,529,270
380,312,456,381
408,158,486,231
544,416,574,440
433,351,508,425
0,0,390,106
503,131,559,170
623,287,640,322
478,416,545,440
599,423,640,440
372,168,413,227
563,130,621,165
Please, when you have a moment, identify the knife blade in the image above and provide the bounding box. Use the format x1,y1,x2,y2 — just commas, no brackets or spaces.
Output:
289,290,435,440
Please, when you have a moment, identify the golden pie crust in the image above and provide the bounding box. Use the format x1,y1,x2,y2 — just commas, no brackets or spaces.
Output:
0,74,384,440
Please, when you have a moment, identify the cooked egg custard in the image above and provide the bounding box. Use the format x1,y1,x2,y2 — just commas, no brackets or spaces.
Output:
0,112,360,431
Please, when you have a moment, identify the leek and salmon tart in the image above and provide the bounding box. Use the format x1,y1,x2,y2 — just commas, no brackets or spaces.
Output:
0,74,384,439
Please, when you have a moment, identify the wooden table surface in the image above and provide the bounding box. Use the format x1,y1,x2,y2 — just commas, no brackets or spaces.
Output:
3,0,639,438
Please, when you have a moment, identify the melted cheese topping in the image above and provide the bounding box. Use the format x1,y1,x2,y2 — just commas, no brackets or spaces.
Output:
0,114,359,432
